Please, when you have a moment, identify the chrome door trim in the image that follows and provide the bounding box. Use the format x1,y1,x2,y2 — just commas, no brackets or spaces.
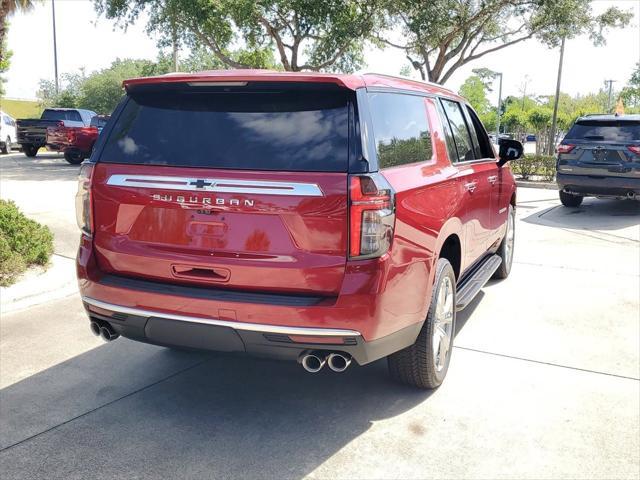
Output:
82,297,361,337
106,175,324,197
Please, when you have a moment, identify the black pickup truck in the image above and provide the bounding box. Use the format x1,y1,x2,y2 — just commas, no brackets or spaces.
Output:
17,108,96,157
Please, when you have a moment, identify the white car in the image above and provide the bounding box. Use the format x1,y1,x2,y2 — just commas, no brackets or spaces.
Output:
0,110,18,154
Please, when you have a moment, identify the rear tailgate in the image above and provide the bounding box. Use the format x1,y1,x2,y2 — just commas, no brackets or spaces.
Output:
91,84,353,295
558,119,640,178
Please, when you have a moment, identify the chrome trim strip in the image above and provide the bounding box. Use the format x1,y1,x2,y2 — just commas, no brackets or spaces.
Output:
82,297,361,337
106,175,324,197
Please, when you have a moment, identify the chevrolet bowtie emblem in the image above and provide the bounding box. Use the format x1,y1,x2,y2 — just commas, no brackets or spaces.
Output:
189,179,213,189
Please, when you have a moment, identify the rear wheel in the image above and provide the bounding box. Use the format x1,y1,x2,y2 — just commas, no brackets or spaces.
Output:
559,190,583,207
23,144,38,157
64,151,84,165
492,204,515,280
388,258,456,389
1,137,11,154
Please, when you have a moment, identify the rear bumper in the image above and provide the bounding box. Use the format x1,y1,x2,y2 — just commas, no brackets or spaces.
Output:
82,296,422,365
77,236,434,365
557,173,640,197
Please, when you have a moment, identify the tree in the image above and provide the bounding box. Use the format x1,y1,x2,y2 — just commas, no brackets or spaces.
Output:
94,0,382,73
620,63,640,110
458,74,490,115
379,0,632,84
0,1,40,67
0,22,10,96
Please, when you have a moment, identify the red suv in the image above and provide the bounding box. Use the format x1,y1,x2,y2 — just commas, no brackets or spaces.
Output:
76,71,521,389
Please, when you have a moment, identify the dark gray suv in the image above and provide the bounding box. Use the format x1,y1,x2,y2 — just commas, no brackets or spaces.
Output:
556,114,640,207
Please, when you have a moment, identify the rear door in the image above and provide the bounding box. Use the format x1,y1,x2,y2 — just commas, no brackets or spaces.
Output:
558,119,640,178
438,98,494,270
91,86,353,295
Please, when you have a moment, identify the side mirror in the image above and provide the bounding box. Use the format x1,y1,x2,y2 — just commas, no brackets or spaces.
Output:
497,138,524,167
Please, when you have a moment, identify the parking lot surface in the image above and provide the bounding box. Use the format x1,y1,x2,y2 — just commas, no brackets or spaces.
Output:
1,153,639,479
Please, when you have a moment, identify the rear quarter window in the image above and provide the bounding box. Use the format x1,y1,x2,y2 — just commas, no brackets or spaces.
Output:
565,120,640,142
368,92,433,168
99,90,351,172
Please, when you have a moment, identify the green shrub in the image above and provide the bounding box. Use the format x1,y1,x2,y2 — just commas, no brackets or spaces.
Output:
0,200,54,286
512,155,556,181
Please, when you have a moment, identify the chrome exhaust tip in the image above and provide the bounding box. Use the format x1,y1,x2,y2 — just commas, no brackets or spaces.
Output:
99,324,120,342
89,321,101,337
327,353,352,372
300,352,326,373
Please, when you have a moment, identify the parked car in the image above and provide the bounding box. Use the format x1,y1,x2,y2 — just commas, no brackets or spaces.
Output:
46,115,110,164
0,110,18,154
76,71,521,389
556,114,640,207
17,108,96,158
525,134,536,142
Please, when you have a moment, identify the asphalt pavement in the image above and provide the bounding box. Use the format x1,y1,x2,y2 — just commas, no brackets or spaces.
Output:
0,152,638,479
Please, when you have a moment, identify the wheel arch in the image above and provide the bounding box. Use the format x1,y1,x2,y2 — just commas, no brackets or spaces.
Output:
433,217,464,281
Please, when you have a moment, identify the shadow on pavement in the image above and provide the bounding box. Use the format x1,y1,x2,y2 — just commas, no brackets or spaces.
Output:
0,339,431,479
522,197,640,231
0,153,81,181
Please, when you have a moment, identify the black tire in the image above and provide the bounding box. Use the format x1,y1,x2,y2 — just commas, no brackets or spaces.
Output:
492,204,515,280
1,137,10,154
559,190,583,207
64,151,84,165
23,144,38,157
388,258,457,389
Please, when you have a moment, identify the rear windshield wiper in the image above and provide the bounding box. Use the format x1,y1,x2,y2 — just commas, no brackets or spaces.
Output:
583,135,605,140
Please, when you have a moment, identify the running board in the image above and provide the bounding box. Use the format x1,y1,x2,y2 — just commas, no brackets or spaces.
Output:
456,255,502,311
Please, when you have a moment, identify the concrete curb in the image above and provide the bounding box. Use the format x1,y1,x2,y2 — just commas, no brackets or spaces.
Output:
0,254,78,315
515,180,557,190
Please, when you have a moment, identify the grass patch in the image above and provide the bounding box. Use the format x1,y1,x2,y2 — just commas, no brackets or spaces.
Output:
0,98,42,119
0,200,54,286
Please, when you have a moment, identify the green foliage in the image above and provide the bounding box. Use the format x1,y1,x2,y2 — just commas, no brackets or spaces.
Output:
0,21,11,96
94,0,382,72
0,98,42,118
376,133,433,168
0,200,54,286
511,155,556,182
620,62,640,110
459,75,490,115
379,0,632,84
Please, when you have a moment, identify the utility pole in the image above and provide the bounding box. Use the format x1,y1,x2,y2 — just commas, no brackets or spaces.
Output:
548,36,565,156
52,0,59,94
495,72,503,141
604,79,616,112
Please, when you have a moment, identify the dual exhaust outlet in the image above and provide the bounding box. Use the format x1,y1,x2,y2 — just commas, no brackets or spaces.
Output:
89,320,119,342
300,351,352,373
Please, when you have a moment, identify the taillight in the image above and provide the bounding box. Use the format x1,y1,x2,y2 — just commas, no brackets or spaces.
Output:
75,163,94,235
628,145,640,155
349,173,395,259
66,128,75,143
556,144,575,154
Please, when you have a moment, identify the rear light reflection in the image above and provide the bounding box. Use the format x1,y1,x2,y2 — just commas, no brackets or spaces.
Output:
627,145,640,155
349,174,395,259
556,144,575,154
75,163,94,235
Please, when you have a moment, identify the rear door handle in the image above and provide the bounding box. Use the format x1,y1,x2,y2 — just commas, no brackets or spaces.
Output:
464,181,477,192
487,175,498,184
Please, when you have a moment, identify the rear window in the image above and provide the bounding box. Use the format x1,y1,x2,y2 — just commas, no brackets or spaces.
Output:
99,90,351,172
565,120,640,143
41,109,82,122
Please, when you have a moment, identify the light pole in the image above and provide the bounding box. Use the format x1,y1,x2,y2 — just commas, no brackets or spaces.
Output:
548,36,565,155
495,72,503,141
604,79,616,112
52,0,59,94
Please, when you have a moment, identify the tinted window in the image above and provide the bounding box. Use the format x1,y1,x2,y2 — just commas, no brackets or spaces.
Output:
90,116,109,128
41,109,82,122
100,90,350,172
465,106,494,158
565,120,640,143
368,92,432,168
440,99,474,162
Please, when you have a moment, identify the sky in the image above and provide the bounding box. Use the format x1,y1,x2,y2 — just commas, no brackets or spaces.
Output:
2,0,640,107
